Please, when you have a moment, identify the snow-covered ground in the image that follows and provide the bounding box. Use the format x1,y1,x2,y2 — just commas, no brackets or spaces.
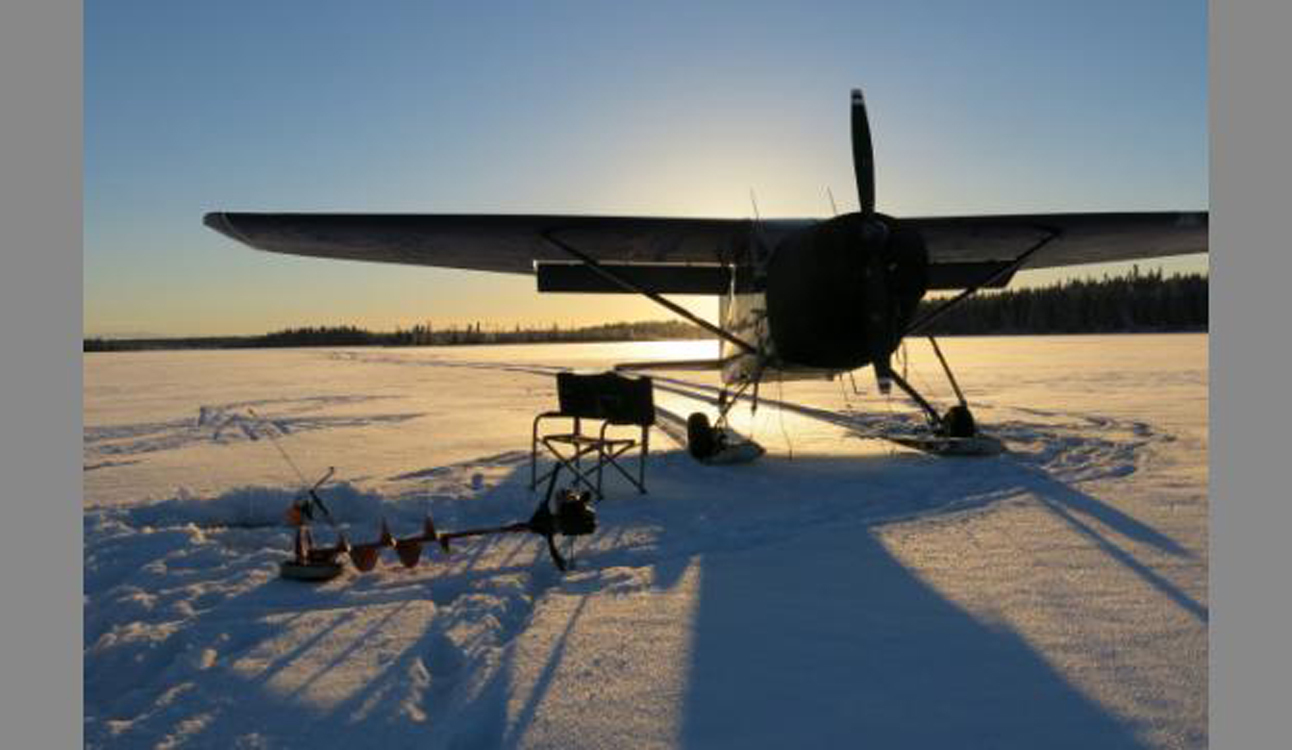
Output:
84,335,1208,749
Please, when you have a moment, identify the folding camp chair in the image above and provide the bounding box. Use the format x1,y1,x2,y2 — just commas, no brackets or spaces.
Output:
531,371,654,500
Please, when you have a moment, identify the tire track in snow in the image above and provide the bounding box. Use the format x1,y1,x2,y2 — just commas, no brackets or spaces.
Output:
84,395,426,461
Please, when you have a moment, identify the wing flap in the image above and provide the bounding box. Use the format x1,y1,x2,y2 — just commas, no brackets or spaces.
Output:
535,262,739,294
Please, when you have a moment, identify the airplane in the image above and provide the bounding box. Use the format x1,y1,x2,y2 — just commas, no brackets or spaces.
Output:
204,89,1207,461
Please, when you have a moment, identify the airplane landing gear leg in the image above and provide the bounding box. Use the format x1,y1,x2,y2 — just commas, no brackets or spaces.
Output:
689,378,755,459
927,336,976,437
886,338,978,438
940,403,977,438
687,412,717,459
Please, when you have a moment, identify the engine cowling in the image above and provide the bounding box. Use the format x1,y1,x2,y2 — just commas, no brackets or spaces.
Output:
764,213,928,371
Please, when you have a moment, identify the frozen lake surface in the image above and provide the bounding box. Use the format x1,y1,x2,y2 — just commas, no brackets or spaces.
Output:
84,335,1207,749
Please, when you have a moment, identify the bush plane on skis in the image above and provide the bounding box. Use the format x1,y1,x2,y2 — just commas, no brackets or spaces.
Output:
205,89,1207,461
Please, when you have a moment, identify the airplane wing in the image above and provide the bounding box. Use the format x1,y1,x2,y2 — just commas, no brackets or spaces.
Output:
908,211,1208,270
203,212,770,274
205,210,1206,277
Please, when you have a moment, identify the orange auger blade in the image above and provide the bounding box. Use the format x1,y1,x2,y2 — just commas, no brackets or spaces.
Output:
349,545,380,572
394,539,423,568
393,516,440,568
348,518,396,572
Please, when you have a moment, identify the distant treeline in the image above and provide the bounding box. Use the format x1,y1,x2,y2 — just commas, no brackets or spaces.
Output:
916,267,1207,335
84,268,1207,352
84,319,710,352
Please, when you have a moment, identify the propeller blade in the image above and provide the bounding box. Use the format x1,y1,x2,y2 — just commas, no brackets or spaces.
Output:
861,247,894,394
851,88,875,216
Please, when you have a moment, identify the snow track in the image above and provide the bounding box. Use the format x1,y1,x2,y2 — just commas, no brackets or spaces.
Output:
84,395,423,464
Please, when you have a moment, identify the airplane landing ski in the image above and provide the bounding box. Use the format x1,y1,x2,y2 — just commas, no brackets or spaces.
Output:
881,433,1006,457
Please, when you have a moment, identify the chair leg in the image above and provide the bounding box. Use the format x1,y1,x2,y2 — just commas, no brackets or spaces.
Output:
531,413,546,490
536,421,651,501
596,442,644,495
640,426,649,493
572,417,581,479
596,443,605,498
542,438,605,501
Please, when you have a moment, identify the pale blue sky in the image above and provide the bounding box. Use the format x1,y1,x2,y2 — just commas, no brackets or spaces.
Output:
84,0,1207,337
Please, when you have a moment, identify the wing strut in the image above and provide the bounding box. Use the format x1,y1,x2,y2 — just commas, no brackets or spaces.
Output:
904,227,1060,336
541,231,758,354
927,336,967,408
885,371,947,431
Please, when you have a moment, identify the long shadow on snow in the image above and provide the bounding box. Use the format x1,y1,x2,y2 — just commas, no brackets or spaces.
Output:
676,516,1149,749
88,541,541,749
90,429,1191,748
473,446,1184,748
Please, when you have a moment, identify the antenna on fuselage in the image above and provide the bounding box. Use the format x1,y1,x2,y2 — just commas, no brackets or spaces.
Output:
748,187,768,258
826,187,839,216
